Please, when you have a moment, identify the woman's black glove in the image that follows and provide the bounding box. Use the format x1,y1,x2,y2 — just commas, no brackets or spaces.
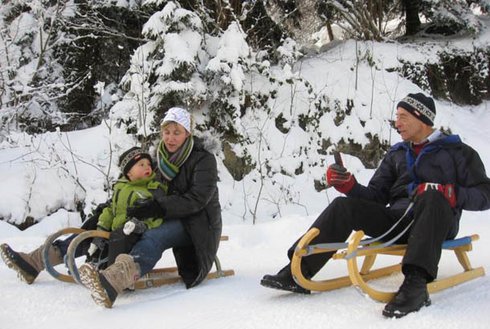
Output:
127,198,165,220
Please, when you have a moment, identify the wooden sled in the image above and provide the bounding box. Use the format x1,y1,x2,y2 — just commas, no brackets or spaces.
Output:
291,228,485,302
42,228,234,289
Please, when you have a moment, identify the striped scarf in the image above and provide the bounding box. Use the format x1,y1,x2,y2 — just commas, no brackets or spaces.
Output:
157,136,194,182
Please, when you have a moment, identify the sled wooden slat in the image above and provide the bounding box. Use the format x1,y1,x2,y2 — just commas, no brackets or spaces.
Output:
43,228,234,288
427,267,485,293
135,267,235,289
291,228,485,302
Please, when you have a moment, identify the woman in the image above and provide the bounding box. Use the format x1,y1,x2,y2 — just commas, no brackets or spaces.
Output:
79,106,222,308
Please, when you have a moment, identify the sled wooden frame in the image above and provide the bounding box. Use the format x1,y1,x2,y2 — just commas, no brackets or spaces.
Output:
291,228,485,303
42,228,234,289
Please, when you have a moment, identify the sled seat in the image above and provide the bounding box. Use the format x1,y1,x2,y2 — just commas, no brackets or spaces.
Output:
291,228,485,302
42,228,234,288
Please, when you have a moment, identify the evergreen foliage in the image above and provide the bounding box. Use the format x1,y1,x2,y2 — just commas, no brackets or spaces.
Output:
1,0,490,225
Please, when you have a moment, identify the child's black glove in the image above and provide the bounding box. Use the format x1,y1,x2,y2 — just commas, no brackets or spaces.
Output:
127,198,164,220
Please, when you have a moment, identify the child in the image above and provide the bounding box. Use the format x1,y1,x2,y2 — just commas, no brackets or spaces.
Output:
88,146,167,266
0,146,166,282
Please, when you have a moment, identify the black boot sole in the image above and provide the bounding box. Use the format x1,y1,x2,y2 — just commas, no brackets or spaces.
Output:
79,264,116,308
260,276,311,294
382,298,431,318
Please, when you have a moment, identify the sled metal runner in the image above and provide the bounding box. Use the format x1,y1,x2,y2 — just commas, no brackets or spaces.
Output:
291,228,485,302
43,228,234,288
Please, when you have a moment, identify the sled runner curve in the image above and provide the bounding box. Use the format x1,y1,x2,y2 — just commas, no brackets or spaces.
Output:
42,227,85,283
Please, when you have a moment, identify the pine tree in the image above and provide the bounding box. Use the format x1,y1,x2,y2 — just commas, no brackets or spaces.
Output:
420,0,483,35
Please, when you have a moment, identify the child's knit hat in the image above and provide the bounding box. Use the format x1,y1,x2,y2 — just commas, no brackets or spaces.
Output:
119,147,152,177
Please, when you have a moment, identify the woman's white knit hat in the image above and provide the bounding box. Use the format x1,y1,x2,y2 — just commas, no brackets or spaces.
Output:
161,107,191,133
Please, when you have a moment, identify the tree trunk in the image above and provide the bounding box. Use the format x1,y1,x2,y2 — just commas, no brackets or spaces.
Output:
326,20,334,41
403,0,421,35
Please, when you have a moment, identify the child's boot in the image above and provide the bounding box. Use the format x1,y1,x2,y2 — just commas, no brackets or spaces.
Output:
79,253,140,308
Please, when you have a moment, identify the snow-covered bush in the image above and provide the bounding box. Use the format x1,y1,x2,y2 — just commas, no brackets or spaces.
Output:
398,47,490,105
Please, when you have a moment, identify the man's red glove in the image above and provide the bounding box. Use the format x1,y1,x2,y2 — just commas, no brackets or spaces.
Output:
416,182,456,208
326,164,356,194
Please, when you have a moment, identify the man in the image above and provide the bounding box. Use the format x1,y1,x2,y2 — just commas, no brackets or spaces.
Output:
260,93,490,318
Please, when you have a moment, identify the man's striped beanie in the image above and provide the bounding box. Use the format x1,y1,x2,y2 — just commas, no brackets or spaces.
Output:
397,93,436,126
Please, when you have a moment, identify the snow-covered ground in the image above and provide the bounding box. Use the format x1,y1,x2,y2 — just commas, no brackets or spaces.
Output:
0,209,489,328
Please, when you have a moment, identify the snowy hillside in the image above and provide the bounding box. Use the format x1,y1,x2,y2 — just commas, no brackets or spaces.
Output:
2,13,490,329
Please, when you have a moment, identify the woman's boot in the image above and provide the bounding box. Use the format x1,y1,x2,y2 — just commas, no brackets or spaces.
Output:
79,253,140,308
0,243,62,284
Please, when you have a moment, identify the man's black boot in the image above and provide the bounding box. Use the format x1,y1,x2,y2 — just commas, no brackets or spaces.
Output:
383,266,431,318
260,265,310,294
